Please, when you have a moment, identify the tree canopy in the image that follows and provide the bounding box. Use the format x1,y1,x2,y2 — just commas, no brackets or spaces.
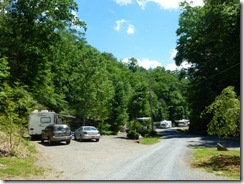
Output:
175,0,240,134
0,0,189,134
0,0,239,136
201,86,240,138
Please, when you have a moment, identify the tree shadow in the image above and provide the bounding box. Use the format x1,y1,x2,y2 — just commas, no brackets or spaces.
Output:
158,128,240,149
37,141,70,147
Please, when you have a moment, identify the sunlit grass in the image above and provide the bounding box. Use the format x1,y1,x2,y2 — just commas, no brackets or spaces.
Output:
140,137,160,145
192,147,240,179
0,156,45,180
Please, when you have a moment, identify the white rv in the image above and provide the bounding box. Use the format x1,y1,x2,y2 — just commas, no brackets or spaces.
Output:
159,120,172,129
28,110,60,138
176,119,190,127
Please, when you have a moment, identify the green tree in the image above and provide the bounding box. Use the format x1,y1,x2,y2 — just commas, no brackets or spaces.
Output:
69,46,114,123
128,83,150,120
110,80,130,133
201,86,240,138
175,0,240,133
149,67,189,122
0,0,86,111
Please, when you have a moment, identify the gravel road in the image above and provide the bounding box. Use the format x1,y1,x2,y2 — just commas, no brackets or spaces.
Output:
31,128,239,180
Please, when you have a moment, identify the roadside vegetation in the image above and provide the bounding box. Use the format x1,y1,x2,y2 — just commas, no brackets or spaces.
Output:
192,147,240,179
140,137,160,145
0,156,45,180
0,0,240,179
0,130,45,179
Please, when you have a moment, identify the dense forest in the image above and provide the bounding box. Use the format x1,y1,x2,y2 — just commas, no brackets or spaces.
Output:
0,0,240,136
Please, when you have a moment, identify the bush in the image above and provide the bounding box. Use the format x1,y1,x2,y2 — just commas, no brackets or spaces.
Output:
127,130,140,140
148,130,158,137
138,128,150,137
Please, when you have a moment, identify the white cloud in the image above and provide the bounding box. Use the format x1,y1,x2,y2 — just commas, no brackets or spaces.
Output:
122,58,162,69
166,61,191,71
166,49,192,71
170,49,177,60
114,19,127,31
166,63,178,71
114,19,135,35
138,58,162,69
109,9,115,14
136,0,204,10
114,0,133,6
127,24,135,34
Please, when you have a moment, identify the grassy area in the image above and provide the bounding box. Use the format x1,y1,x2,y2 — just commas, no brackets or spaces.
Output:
192,147,240,179
0,156,46,180
140,137,160,145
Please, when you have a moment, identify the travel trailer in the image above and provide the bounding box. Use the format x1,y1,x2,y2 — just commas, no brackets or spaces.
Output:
175,119,190,127
28,110,60,139
158,120,172,129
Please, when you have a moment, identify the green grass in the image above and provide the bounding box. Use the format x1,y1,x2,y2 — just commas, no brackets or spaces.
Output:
0,156,46,180
140,137,160,145
192,147,240,179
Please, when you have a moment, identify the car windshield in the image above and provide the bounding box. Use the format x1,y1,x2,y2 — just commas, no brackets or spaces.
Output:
54,126,69,131
84,127,97,131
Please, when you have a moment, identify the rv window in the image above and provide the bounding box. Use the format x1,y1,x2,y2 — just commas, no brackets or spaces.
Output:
41,117,51,123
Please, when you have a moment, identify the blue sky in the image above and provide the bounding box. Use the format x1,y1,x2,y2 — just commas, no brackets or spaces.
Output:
75,0,204,70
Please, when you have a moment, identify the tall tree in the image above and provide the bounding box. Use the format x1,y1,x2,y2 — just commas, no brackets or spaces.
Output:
69,46,114,123
175,0,240,133
0,0,86,110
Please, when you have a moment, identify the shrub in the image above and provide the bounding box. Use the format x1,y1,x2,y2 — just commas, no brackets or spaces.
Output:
138,128,150,137
127,130,139,140
148,130,158,137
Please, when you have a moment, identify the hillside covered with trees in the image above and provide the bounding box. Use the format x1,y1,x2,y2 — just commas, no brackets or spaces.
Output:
0,0,240,140
0,0,190,136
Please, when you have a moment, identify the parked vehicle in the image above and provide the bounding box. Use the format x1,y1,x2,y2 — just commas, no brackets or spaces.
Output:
29,110,60,139
158,120,172,129
74,126,100,142
41,124,72,145
176,119,190,127
28,110,75,139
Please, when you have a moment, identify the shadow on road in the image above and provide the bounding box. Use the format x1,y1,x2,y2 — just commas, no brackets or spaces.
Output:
37,141,69,147
157,128,240,149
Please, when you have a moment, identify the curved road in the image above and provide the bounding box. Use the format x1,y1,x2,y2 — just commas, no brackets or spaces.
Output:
33,128,239,180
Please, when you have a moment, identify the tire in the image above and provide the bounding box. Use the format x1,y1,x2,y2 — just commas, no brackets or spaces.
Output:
96,139,99,142
66,140,71,144
48,137,52,145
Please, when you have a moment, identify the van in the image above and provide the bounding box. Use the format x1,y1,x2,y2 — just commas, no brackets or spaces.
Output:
41,124,72,145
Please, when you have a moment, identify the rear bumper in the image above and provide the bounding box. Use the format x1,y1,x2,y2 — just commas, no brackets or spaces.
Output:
51,135,72,142
82,135,100,140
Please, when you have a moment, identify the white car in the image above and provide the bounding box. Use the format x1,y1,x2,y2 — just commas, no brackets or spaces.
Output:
74,126,100,142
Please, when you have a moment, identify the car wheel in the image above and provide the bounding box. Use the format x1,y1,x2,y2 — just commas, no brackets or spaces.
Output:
66,140,71,144
48,137,52,145
96,139,99,142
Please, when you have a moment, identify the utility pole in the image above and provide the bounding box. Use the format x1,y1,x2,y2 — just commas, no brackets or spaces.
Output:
148,80,154,130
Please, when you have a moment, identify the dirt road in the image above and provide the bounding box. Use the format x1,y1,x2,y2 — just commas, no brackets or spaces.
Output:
31,128,239,180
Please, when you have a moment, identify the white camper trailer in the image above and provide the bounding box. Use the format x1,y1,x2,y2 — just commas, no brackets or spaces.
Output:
28,110,60,139
176,119,190,127
159,120,172,129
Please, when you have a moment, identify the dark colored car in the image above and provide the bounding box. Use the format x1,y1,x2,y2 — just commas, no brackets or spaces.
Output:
41,124,72,145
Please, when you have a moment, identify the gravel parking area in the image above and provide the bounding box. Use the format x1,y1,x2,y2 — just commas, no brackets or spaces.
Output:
29,129,239,180
32,132,148,180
